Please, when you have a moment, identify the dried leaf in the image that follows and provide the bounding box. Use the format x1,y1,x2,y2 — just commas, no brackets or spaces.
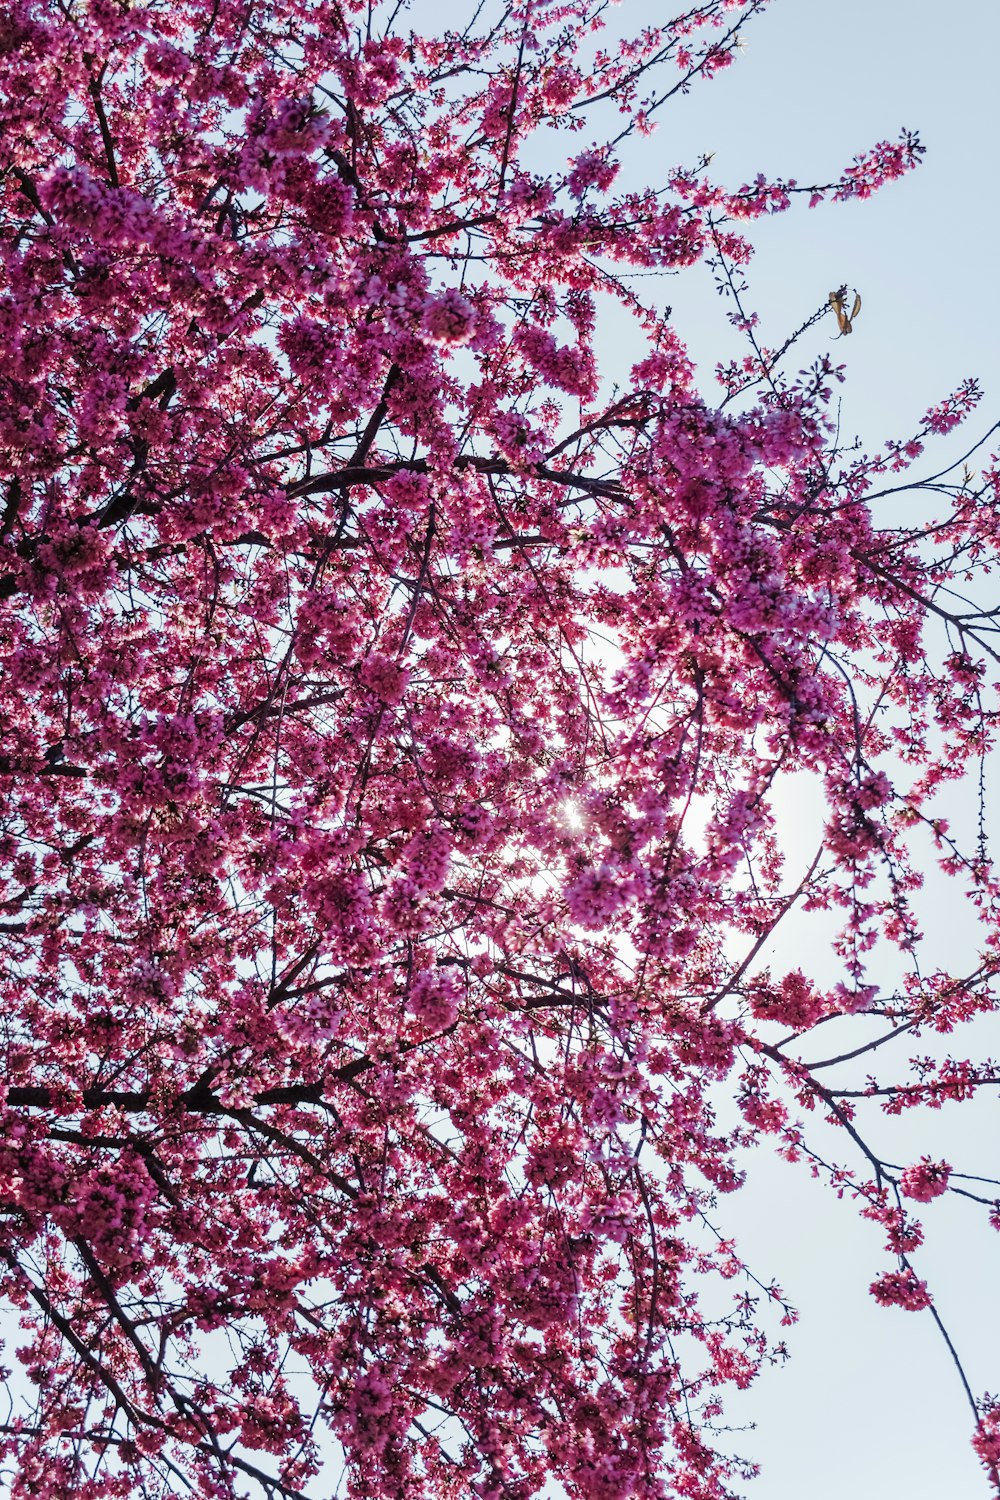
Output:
828,286,858,336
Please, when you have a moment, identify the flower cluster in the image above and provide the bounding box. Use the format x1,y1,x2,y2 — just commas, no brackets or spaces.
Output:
869,1269,933,1311
420,289,477,345
0,1,995,1497
899,1158,952,1202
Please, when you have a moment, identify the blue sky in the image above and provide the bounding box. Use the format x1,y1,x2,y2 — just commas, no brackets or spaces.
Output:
604,2,1000,1493
643,0,1000,448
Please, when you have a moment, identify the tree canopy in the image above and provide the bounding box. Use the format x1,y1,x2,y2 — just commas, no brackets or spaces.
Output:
1,1,999,1496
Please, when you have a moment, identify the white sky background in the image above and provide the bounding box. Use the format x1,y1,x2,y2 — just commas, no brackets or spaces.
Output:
574,0,1000,1494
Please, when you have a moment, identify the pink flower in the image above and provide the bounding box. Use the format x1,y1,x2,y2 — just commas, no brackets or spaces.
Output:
542,65,580,114
870,1268,933,1311
973,1406,1000,1476
566,150,619,197
407,969,461,1032
421,289,477,345
900,1158,951,1202
565,864,631,928
358,652,409,704
748,971,825,1030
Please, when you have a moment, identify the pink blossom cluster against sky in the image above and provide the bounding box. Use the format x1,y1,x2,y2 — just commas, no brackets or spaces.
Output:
607,1,1000,1493
3,0,1000,1494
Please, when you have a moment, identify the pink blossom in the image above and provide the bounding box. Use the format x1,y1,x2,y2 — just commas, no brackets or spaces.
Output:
566,150,620,197
900,1158,951,1202
973,1406,1000,1477
0,4,995,1497
565,864,631,928
421,288,477,345
870,1269,933,1311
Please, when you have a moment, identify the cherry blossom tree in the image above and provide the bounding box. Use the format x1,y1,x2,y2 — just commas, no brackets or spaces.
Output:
2,0,999,1496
